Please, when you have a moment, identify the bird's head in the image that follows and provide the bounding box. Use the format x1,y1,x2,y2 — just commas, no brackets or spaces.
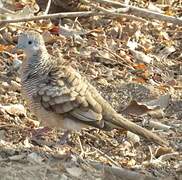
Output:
16,31,46,58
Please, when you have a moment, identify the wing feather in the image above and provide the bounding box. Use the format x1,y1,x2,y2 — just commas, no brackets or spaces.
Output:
35,66,103,124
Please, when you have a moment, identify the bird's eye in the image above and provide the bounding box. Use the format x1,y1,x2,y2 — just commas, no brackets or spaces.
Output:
28,41,32,45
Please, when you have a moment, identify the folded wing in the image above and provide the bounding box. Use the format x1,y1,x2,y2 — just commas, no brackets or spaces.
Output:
35,66,104,128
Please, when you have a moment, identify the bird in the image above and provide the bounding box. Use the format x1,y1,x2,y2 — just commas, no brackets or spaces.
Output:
16,31,168,146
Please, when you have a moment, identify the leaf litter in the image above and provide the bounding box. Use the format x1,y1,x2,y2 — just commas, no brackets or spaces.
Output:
0,0,182,179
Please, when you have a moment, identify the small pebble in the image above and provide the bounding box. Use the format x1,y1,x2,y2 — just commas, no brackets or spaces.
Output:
12,59,22,71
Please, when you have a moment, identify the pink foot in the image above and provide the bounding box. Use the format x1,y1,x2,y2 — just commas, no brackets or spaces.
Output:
31,127,52,137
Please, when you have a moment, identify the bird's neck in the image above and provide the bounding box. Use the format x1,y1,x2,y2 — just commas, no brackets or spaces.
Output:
26,46,46,58
27,48,50,66
22,48,52,80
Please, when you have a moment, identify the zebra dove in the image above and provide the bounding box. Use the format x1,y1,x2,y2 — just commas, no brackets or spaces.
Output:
16,31,168,146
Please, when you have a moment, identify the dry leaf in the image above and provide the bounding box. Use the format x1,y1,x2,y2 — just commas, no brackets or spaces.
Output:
0,104,26,116
127,131,140,145
140,94,170,109
156,46,176,60
121,100,150,116
132,77,146,84
121,94,170,116
130,49,153,64
146,120,171,130
27,152,43,163
66,166,83,177
155,147,173,158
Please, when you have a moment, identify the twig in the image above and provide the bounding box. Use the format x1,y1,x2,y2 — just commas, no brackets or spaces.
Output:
44,0,52,15
0,7,15,14
148,146,155,162
158,152,179,161
0,8,149,25
0,11,98,24
0,123,26,129
147,120,171,131
0,1,181,25
81,0,129,13
82,0,146,23
0,9,145,25
173,86,182,90
110,9,147,23
93,147,120,167
103,47,134,67
93,0,182,25
92,0,127,7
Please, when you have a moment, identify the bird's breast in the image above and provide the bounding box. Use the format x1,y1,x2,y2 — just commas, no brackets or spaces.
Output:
21,67,46,113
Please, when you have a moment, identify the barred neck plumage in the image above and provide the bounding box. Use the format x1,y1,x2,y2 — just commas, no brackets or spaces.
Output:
28,48,50,68
21,47,55,83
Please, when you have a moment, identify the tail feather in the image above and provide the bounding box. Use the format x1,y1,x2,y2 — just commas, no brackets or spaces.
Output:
109,113,168,146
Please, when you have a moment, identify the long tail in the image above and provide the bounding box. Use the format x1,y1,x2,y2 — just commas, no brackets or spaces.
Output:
91,86,168,146
110,113,168,146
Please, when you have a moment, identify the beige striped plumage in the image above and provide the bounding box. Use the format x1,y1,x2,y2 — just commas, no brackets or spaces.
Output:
19,31,116,130
17,31,168,146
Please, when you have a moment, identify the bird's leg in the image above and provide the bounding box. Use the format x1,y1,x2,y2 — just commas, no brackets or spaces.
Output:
58,130,86,156
58,130,71,145
75,131,97,157
31,126,52,138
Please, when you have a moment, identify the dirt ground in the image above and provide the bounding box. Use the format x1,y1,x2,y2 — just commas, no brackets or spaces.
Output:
0,0,182,179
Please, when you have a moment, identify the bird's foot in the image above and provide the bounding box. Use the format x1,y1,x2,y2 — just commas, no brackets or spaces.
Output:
31,127,52,138
58,130,70,145
56,131,87,157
